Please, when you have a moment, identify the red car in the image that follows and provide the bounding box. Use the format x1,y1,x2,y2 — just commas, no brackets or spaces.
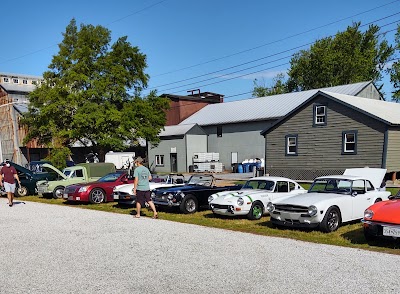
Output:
362,193,400,241
63,171,133,204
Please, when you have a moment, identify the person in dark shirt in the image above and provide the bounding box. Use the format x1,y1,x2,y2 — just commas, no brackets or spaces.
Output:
0,160,21,207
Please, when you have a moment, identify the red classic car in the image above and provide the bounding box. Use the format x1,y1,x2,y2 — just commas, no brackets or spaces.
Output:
63,171,133,204
362,193,400,241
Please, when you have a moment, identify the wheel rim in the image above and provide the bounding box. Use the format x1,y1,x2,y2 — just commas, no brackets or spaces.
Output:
18,187,28,196
55,189,64,199
327,210,339,231
91,190,104,203
252,205,262,219
185,199,196,213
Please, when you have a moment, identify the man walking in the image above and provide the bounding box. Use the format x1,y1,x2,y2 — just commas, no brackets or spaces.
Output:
132,157,158,219
0,160,21,207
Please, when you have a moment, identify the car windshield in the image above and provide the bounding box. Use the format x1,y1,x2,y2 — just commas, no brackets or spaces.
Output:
242,180,275,191
98,173,121,182
309,178,352,194
187,175,213,186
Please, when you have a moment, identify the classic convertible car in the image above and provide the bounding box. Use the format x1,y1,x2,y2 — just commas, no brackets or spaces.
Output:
208,176,307,220
152,174,242,214
267,168,391,232
63,171,134,204
362,192,400,241
113,174,185,206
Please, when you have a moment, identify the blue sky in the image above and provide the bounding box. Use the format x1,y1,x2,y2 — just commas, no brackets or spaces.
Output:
1,0,399,101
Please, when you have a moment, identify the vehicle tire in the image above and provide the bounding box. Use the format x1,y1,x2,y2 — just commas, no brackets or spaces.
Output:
89,188,106,204
248,201,264,220
53,186,65,199
15,186,29,197
363,227,376,241
180,195,198,214
319,206,341,233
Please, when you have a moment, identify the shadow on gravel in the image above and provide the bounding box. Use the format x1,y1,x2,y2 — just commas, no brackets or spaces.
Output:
203,212,248,220
341,227,400,249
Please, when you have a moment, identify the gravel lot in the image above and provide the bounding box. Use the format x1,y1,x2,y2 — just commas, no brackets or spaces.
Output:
0,198,399,294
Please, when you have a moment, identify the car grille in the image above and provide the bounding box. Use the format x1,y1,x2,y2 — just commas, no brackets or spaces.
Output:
64,186,77,194
274,204,308,213
212,204,229,209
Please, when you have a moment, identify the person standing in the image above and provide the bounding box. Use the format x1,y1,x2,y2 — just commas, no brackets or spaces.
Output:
0,160,21,207
132,157,158,219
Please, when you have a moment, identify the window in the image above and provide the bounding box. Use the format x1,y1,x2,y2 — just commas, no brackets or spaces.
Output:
285,134,298,156
352,180,365,194
342,131,357,154
22,79,28,84
275,181,289,193
217,126,222,137
366,180,374,191
13,78,19,84
155,155,164,166
3,77,9,83
314,104,327,126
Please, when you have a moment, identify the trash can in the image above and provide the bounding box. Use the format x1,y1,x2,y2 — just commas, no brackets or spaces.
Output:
232,163,238,173
237,163,244,173
256,168,264,177
242,163,250,173
189,165,194,173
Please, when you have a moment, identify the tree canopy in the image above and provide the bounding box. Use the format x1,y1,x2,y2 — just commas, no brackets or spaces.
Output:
253,22,394,97
23,19,170,158
390,24,400,100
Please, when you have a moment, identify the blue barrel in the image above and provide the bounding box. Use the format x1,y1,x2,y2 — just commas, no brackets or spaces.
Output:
237,164,243,173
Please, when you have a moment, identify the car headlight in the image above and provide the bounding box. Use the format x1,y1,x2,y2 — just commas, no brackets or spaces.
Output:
151,192,155,198
237,197,244,206
78,186,88,193
208,195,215,203
307,205,318,217
167,194,174,200
266,202,275,213
364,209,374,219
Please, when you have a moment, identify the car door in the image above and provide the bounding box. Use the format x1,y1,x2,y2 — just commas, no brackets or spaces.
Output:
351,180,371,220
267,181,292,204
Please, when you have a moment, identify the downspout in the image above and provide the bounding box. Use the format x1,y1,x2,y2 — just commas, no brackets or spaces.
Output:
382,127,388,169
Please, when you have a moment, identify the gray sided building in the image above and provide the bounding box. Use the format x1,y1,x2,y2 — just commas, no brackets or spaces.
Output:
148,124,207,173
179,81,382,172
261,91,400,181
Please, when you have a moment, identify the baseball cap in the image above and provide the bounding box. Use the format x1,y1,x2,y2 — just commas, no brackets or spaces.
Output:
134,157,143,163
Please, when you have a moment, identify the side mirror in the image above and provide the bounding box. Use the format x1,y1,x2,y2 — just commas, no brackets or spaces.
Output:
352,191,358,197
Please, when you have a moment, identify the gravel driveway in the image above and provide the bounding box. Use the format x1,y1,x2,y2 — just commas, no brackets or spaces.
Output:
0,198,399,294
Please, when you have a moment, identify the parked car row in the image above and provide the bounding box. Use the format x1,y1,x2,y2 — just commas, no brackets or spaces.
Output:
3,162,398,242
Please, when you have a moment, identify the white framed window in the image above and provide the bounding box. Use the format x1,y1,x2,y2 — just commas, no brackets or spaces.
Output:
155,155,164,166
314,105,326,125
342,131,357,154
3,77,9,83
285,134,298,156
13,78,19,84
22,79,28,84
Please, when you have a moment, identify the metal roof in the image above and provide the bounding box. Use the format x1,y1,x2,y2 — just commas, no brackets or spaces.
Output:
321,91,400,125
0,72,42,79
0,83,36,93
179,81,372,126
159,124,200,137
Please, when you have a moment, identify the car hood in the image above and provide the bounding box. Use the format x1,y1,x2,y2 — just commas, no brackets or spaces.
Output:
343,168,386,190
42,163,67,180
212,189,268,201
368,199,400,224
273,192,347,207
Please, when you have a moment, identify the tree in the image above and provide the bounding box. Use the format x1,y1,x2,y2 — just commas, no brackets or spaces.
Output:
22,19,170,159
390,24,400,100
252,73,288,97
287,22,394,93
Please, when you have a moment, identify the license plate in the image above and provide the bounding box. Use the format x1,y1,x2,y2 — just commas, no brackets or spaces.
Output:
113,194,119,200
68,196,73,201
63,193,68,199
383,226,400,237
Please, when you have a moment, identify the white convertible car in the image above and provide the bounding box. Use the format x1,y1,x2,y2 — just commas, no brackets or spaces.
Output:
266,168,391,232
208,176,307,220
113,174,185,206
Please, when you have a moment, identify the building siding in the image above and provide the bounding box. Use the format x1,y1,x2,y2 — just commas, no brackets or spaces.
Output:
204,120,274,170
385,129,400,172
265,95,386,180
186,135,208,171
356,84,382,100
148,138,186,173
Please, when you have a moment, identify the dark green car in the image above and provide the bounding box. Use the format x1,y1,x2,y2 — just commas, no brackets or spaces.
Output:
4,162,59,197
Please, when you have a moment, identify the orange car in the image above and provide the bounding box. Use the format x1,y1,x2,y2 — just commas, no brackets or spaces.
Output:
362,194,400,241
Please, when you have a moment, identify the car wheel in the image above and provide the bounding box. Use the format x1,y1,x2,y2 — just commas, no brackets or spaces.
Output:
53,186,65,199
363,227,376,241
248,201,264,220
15,186,29,197
319,207,341,233
89,188,105,204
180,195,198,214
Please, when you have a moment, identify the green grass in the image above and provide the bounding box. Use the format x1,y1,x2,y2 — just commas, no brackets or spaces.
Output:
13,187,400,255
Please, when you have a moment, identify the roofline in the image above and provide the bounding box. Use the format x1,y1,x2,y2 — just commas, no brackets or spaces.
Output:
260,90,394,136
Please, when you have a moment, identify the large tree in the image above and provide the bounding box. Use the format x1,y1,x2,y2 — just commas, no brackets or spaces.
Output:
252,73,287,97
287,22,393,93
390,24,400,100
23,19,169,160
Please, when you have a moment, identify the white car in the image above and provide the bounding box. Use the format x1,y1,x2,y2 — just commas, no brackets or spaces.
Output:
208,176,307,220
266,168,391,232
113,173,185,206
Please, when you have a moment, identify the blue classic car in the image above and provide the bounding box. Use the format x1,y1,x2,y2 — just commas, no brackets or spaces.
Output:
151,174,242,214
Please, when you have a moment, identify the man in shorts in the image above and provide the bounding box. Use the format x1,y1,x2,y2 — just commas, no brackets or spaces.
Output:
0,160,21,207
133,157,158,219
